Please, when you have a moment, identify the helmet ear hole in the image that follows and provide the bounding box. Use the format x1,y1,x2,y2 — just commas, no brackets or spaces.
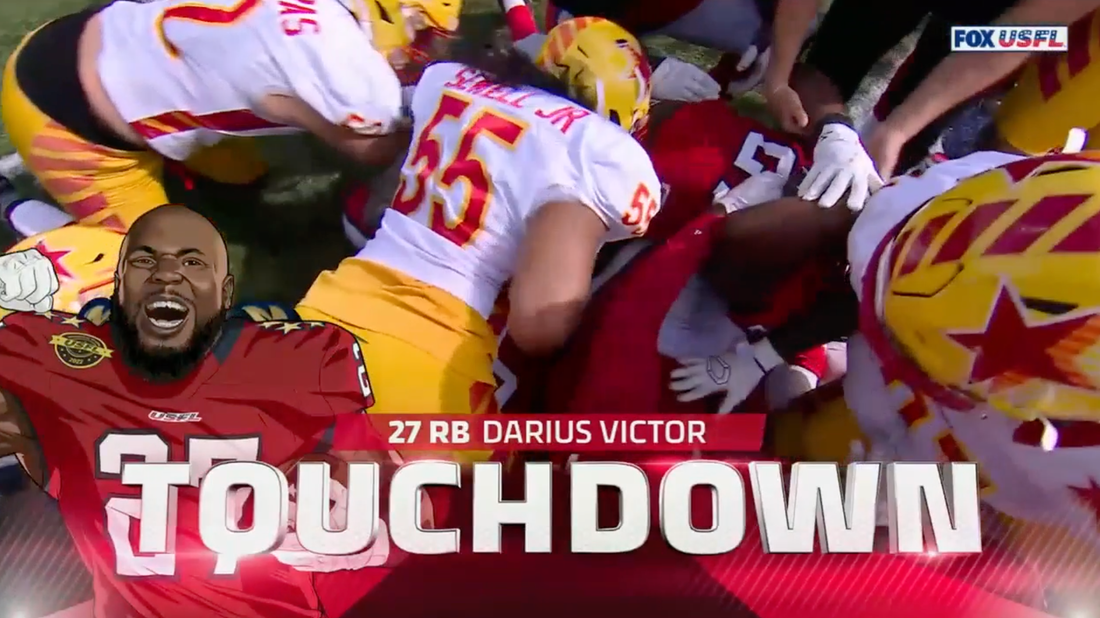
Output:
376,0,394,23
607,110,621,128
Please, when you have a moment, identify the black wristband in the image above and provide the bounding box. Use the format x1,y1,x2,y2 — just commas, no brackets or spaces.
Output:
811,113,855,143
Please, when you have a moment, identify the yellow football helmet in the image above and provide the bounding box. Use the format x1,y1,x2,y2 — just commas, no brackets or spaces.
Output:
342,0,415,64
343,0,458,67
9,225,123,315
879,152,1100,423
403,0,461,35
537,17,652,137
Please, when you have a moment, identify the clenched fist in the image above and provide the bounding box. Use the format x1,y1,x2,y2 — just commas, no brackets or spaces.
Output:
0,248,60,313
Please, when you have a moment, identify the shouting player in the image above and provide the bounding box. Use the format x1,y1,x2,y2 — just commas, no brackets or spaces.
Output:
295,17,659,435
0,205,387,618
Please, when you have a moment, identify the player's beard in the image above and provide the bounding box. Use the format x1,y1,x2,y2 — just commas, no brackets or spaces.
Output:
109,291,229,383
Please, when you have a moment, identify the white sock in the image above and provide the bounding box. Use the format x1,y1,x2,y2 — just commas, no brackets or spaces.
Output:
6,199,75,238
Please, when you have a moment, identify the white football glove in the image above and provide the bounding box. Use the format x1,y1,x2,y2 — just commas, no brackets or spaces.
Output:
669,338,783,414
513,33,546,60
651,57,721,102
845,440,896,528
714,171,786,213
725,46,770,97
799,122,884,210
0,248,59,313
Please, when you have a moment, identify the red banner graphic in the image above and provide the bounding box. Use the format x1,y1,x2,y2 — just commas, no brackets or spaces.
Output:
358,413,767,451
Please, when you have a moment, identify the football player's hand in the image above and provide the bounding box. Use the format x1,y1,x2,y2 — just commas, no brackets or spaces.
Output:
0,248,59,313
861,120,909,184
800,123,884,210
669,340,782,414
725,46,770,97
652,57,722,102
764,83,809,134
714,171,786,213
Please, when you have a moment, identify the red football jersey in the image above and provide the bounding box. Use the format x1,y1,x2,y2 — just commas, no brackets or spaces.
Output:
546,213,726,414
0,311,377,618
496,106,812,414
645,100,810,243
536,211,832,416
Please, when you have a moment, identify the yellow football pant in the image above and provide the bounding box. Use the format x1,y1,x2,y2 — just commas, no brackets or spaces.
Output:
768,382,868,462
995,9,1100,154
767,381,1100,585
296,258,501,463
1,19,269,308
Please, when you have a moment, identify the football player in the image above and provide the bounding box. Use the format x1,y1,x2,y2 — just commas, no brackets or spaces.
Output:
294,18,660,455
528,0,774,102
0,205,394,618
493,99,840,416
681,150,1100,596
0,0,459,290
766,0,1100,180
993,8,1100,155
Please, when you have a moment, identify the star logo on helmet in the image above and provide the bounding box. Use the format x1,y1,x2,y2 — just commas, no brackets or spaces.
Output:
34,242,74,281
946,283,1098,390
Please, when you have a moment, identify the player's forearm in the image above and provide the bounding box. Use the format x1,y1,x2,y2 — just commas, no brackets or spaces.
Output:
336,130,412,168
764,0,820,91
885,0,1100,141
765,284,858,361
788,63,847,125
883,53,1031,142
706,197,855,302
509,201,605,356
507,298,587,356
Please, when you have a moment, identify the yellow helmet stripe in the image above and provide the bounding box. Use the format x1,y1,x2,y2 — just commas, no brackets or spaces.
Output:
547,19,579,60
979,194,1085,256
1051,203,1100,252
893,213,954,276
1048,316,1100,386
895,193,1095,277
545,16,600,63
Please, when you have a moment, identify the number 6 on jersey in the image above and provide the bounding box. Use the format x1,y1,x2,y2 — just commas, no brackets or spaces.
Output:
393,92,529,247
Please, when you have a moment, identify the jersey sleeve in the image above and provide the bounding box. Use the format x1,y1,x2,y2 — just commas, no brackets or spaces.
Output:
536,123,663,242
317,325,376,416
0,312,67,384
276,4,404,135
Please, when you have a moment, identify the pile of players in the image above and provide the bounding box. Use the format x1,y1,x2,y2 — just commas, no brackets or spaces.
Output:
3,0,1100,612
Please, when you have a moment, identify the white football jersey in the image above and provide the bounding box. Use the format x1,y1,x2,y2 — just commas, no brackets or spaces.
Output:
96,0,403,161
844,152,1100,546
359,62,663,318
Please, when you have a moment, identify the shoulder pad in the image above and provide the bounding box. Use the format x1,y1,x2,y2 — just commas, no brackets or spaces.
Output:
231,302,300,322
78,298,113,325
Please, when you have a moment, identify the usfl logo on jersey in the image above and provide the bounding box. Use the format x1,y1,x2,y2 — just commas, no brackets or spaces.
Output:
951,26,1068,52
